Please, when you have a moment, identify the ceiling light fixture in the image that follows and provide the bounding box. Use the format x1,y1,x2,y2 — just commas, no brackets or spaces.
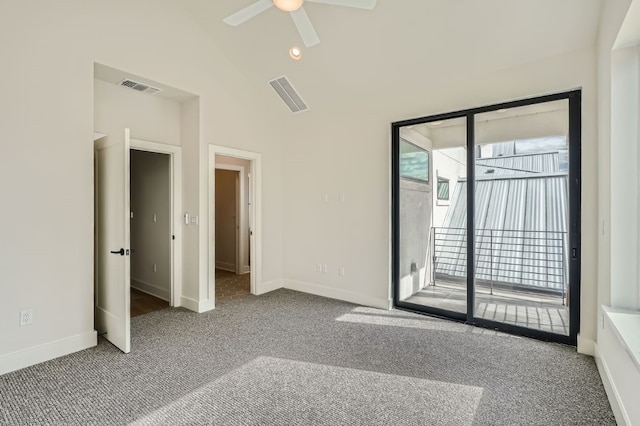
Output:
497,108,507,113
273,0,303,12
289,47,302,60
429,121,443,126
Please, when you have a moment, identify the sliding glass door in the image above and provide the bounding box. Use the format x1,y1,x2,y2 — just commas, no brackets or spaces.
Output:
392,91,580,344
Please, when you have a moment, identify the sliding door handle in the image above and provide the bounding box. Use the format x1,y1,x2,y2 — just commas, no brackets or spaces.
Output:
110,248,125,256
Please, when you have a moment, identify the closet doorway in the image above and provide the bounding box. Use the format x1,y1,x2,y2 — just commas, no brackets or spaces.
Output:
129,149,171,316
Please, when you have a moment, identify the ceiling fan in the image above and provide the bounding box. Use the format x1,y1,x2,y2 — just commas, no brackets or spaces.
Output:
223,0,377,47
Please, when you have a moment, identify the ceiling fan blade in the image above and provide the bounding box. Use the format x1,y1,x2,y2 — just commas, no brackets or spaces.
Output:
223,0,274,26
290,7,320,47
304,0,377,10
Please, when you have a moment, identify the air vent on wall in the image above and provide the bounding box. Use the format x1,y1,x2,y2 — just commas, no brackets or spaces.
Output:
118,79,162,95
268,76,308,113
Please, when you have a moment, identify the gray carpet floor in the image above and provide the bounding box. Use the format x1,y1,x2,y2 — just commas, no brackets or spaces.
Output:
0,289,615,425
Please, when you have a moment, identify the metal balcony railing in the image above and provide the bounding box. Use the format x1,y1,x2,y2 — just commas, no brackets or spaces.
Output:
432,227,567,303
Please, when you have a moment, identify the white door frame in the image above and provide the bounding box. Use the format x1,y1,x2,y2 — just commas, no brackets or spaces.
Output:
209,145,262,297
130,138,183,307
215,164,246,274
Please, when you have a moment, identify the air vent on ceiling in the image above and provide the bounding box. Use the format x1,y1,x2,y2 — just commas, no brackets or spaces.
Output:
118,79,162,95
268,76,308,114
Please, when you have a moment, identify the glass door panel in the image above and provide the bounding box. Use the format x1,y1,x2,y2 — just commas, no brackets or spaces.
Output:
473,99,570,335
396,117,468,314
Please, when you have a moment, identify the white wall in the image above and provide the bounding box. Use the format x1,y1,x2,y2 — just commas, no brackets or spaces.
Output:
94,79,182,146
130,150,172,301
180,97,202,306
596,0,632,315
0,0,285,374
596,1,640,423
282,47,599,339
610,44,640,309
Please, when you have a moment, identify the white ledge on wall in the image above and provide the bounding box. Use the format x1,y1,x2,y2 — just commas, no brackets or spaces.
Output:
604,306,640,369
596,305,640,426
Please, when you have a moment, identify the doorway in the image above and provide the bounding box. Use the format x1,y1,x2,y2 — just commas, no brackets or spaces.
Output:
130,149,171,316
129,138,182,308
392,90,581,345
209,145,262,305
214,158,251,302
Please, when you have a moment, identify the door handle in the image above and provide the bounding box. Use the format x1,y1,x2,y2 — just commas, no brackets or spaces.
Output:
110,248,125,256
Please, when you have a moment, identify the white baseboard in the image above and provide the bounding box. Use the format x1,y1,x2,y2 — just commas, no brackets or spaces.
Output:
131,279,170,302
242,265,251,274
0,331,97,376
198,299,215,313
256,279,283,295
594,344,630,426
577,334,595,356
283,279,390,310
215,262,235,272
180,295,216,313
180,296,200,313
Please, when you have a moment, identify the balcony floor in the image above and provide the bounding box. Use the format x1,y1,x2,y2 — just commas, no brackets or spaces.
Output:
404,281,569,336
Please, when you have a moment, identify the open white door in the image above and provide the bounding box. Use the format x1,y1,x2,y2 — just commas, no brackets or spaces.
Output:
95,128,131,353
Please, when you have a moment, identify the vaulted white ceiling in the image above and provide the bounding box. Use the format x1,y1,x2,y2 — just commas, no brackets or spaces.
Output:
180,0,602,113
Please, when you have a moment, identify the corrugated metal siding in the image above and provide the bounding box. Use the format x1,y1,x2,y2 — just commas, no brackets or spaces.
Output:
476,152,559,176
437,183,467,277
436,151,568,291
476,179,510,283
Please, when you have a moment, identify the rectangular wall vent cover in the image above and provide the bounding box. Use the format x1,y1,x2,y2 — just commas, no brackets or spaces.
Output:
118,79,162,95
268,76,308,113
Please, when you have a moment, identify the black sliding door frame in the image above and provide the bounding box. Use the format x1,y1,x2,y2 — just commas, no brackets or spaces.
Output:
391,90,581,345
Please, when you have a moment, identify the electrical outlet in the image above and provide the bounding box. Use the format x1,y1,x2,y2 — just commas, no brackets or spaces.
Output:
339,267,345,277
316,264,323,272
322,264,328,273
20,309,33,326
153,264,157,273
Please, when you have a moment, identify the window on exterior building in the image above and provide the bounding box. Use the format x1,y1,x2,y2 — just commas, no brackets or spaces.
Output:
399,138,429,183
437,177,449,200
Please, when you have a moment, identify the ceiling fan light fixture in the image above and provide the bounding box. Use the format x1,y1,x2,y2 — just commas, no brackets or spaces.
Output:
273,0,303,12
289,47,302,60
